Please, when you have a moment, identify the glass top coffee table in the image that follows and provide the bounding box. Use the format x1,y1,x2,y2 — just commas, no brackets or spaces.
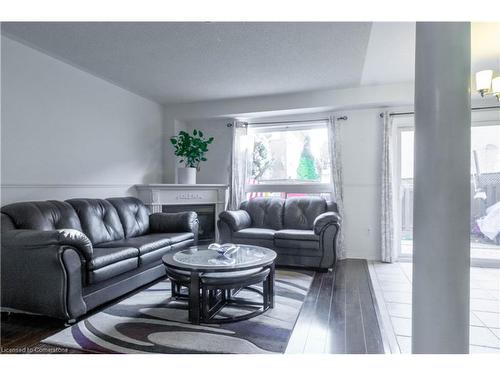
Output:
162,244,276,324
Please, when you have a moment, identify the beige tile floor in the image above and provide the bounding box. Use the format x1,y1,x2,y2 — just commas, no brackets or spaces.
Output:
401,240,500,261
370,261,500,354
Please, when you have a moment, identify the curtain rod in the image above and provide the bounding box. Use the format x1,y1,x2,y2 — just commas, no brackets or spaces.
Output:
227,116,347,128
226,116,348,127
379,105,500,118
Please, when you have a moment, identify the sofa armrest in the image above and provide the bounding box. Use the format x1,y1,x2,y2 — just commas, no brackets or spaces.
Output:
217,220,233,243
219,210,252,232
149,212,199,234
313,212,341,235
1,229,93,262
1,230,88,320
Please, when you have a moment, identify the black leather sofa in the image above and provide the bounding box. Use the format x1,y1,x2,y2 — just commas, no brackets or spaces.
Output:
1,197,198,321
218,197,341,271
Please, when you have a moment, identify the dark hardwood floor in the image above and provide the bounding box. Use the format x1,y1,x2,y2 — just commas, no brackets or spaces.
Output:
286,259,385,353
0,314,82,354
1,259,384,354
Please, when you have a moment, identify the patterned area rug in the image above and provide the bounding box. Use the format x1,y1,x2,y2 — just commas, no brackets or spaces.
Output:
42,269,313,354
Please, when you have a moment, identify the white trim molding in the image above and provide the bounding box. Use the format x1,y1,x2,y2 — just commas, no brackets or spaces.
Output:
0,183,138,205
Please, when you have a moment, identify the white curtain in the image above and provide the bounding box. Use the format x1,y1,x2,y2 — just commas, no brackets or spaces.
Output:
381,111,398,262
327,116,346,260
229,121,249,210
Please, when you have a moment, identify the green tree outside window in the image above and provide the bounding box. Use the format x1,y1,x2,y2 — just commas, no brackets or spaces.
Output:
296,136,319,181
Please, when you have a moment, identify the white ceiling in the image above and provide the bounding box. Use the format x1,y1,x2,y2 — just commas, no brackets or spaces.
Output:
361,22,500,87
1,22,498,104
471,22,500,73
2,22,372,104
361,22,416,86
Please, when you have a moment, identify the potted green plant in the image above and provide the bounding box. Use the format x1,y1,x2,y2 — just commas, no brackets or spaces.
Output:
170,129,214,184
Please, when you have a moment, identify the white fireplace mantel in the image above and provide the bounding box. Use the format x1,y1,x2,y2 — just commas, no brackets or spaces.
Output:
135,184,229,241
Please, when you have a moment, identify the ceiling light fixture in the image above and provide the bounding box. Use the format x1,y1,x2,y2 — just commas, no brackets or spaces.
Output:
492,77,500,101
475,70,500,101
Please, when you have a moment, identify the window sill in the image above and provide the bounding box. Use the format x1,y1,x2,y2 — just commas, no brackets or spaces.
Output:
245,183,332,194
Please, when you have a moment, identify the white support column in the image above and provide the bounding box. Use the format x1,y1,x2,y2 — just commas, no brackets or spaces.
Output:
412,22,471,354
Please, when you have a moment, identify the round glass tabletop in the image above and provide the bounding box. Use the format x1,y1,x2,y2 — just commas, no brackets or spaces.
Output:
162,244,276,272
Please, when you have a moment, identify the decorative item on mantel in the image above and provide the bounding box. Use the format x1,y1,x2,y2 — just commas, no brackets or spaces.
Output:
170,129,214,184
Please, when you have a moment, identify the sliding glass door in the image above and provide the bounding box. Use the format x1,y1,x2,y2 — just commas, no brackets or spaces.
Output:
396,119,500,262
398,127,414,258
470,123,500,260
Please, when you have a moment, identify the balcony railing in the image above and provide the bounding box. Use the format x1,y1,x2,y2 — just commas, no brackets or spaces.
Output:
400,173,500,246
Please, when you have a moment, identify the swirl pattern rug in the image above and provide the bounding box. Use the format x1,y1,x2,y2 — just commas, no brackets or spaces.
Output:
42,269,313,354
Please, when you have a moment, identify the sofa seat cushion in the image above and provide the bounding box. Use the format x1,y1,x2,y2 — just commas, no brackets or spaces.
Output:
275,229,319,241
233,228,276,240
139,235,193,266
90,247,139,270
229,237,275,250
87,246,139,284
274,229,320,251
275,238,320,251
100,233,193,255
160,232,194,245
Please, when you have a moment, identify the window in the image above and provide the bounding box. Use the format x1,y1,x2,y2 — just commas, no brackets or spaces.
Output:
244,121,333,199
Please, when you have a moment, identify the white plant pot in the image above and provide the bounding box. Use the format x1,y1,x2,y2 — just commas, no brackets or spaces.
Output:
177,167,197,184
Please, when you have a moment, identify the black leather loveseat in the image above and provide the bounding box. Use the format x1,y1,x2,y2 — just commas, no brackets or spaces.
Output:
1,197,198,321
218,197,341,271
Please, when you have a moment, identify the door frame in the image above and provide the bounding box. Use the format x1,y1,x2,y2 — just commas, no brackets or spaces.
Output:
393,113,500,267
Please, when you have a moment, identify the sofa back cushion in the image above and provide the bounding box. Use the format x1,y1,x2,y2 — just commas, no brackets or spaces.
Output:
283,197,327,230
240,198,284,230
327,201,338,213
1,213,16,231
107,197,149,238
1,200,83,232
67,199,124,245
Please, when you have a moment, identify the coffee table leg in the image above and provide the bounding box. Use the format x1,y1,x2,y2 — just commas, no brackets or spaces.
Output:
263,279,269,310
170,280,178,297
201,287,209,322
269,263,275,308
189,271,201,324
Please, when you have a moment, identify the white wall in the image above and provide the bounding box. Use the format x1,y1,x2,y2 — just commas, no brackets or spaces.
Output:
1,36,164,204
184,118,233,185
340,109,383,260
